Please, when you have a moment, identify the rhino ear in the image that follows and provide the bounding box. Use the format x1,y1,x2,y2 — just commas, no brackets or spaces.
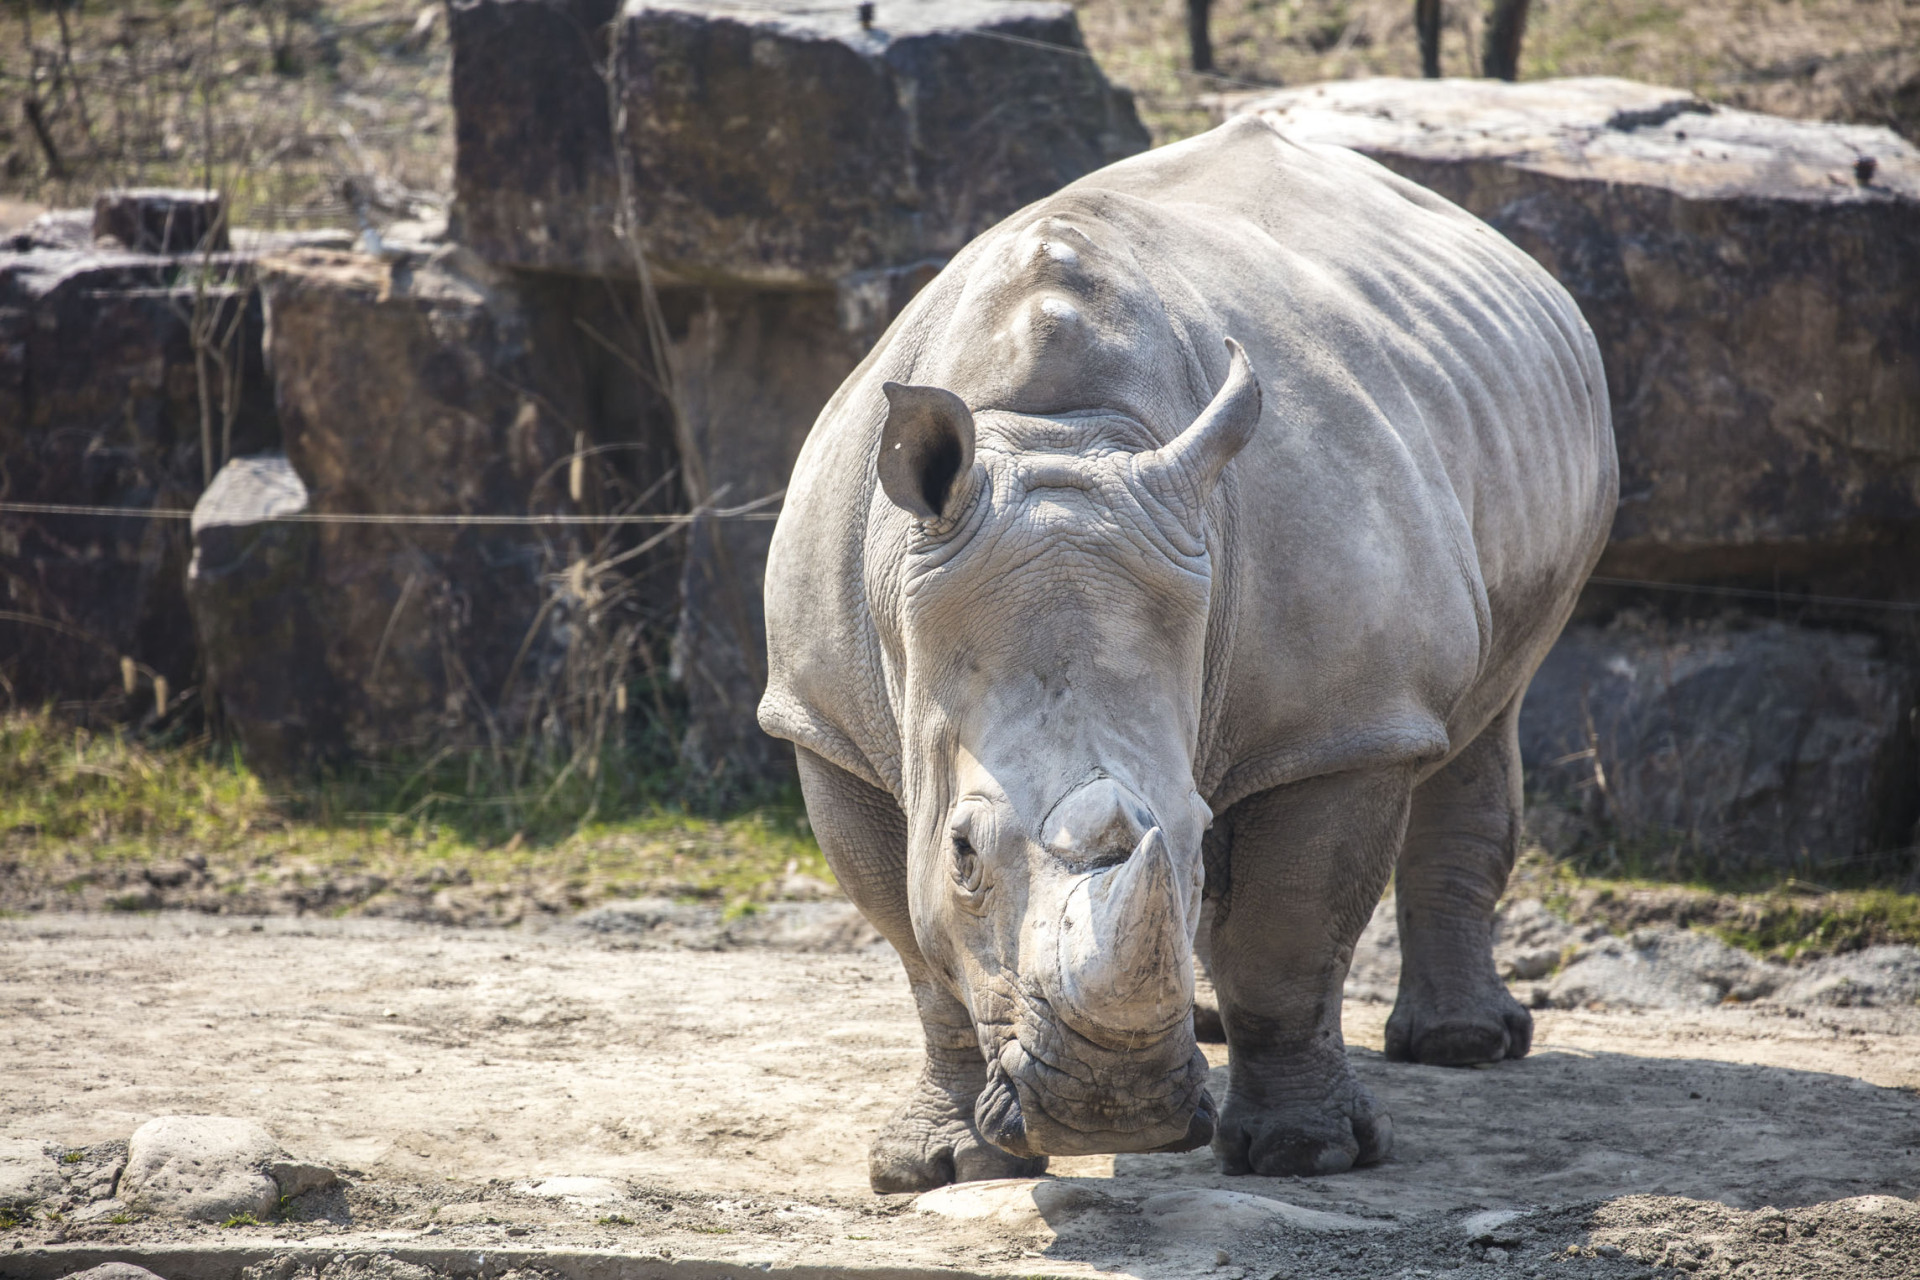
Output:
878,382,976,523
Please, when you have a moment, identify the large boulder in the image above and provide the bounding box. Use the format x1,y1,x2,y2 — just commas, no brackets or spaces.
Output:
1519,611,1918,880
0,247,277,708
451,0,1149,283
251,247,585,753
1236,78,1920,599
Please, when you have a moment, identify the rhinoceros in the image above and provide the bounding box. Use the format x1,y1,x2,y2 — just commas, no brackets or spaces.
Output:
758,115,1617,1191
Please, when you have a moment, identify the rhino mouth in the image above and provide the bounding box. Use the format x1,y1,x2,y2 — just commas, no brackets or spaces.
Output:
973,1008,1215,1158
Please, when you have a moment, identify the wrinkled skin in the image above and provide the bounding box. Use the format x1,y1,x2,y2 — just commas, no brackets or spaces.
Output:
760,117,1617,1191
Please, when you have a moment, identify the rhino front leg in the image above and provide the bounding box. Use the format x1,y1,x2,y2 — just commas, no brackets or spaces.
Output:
1207,767,1412,1176
1386,698,1533,1066
793,747,1046,1193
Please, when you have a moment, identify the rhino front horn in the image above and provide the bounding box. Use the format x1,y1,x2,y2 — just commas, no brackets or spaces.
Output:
1052,826,1196,1041
1132,336,1262,522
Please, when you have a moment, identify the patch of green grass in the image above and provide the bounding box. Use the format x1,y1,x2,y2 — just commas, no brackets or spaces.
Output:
1712,890,1920,962
0,710,832,915
61,1150,86,1164
222,1212,261,1228
689,1225,731,1235
596,1214,636,1226
1507,845,1920,961
0,1207,31,1230
108,1210,137,1225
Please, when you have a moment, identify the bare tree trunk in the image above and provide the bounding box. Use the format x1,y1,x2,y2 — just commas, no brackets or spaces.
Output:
1188,0,1213,73
1482,0,1530,81
1415,0,1442,78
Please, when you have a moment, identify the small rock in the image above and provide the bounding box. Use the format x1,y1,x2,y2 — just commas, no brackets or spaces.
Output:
526,1176,622,1201
1214,1247,1232,1265
120,1116,328,1223
0,1138,60,1209
58,1266,167,1280
269,1159,338,1199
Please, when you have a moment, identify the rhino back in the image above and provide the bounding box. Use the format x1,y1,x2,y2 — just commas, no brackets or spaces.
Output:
760,117,1616,807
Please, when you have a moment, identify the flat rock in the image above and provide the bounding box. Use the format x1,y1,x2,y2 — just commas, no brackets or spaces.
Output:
0,1137,60,1208
1235,77,1920,600
525,1176,622,1201
119,1117,289,1222
1141,1188,1387,1235
911,1177,1110,1230
452,0,1147,282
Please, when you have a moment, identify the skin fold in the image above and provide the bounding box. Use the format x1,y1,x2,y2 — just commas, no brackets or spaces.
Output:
760,115,1618,1191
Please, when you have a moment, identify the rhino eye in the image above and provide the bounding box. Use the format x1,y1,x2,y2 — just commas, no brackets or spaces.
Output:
951,833,986,895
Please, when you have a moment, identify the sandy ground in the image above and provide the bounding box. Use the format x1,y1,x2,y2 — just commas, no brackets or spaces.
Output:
2,910,1918,1278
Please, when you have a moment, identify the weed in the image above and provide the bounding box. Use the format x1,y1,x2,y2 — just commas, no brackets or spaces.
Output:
222,1212,260,1228
0,1208,30,1230
690,1225,732,1234
108,1210,137,1225
61,1149,86,1164
596,1214,635,1226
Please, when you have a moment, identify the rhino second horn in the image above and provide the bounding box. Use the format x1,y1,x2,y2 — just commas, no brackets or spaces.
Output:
1132,336,1262,520
1053,827,1196,1040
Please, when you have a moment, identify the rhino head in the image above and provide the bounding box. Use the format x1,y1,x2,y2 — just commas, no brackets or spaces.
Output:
875,337,1261,1158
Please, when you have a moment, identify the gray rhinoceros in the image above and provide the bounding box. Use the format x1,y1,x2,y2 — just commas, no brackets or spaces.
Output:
758,115,1617,1191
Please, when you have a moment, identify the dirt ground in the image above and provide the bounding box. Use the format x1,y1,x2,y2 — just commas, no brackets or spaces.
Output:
2,906,1917,1279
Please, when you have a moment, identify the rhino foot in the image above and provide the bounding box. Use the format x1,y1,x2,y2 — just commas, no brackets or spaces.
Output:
1384,979,1533,1066
1212,1072,1391,1177
869,1083,1048,1194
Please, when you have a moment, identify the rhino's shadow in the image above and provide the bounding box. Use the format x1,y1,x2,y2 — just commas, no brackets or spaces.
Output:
1098,1043,1920,1216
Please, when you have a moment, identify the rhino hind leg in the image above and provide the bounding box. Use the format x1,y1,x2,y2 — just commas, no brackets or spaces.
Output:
793,747,1046,1192
1206,767,1413,1176
1385,697,1534,1066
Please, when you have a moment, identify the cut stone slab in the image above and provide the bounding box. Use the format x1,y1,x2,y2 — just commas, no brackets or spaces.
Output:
1519,611,1916,878
451,0,1148,282
92,188,229,255
1140,1188,1387,1235
118,1116,323,1223
1235,77,1920,599
0,1137,60,1208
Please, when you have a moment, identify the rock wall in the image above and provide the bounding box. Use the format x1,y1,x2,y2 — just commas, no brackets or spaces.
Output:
1237,78,1920,600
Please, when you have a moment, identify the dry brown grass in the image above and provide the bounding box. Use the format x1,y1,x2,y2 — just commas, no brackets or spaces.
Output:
3,0,1910,230
1073,0,1920,143
2,0,451,230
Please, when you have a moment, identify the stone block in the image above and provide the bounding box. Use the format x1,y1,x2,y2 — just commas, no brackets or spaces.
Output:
1519,611,1919,878
452,0,1148,282
0,248,276,707
1237,79,1920,596
93,189,229,255
187,453,342,776
256,247,588,753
